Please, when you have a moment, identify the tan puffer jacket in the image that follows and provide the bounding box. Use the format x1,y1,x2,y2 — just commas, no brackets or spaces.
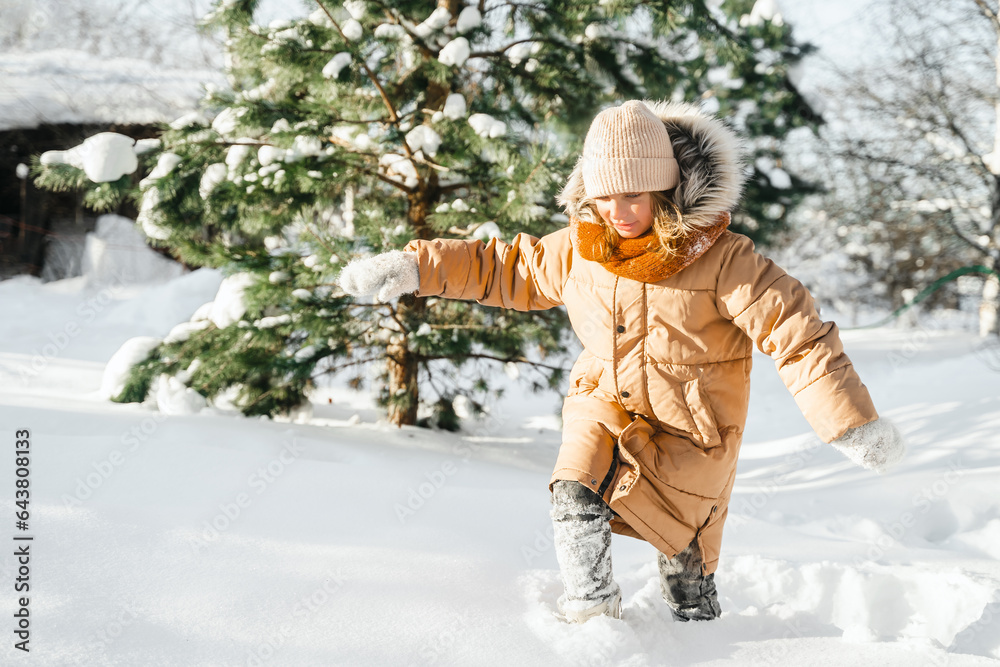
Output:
403,102,878,575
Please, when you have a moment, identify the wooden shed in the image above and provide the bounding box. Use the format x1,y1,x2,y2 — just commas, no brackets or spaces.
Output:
0,49,218,279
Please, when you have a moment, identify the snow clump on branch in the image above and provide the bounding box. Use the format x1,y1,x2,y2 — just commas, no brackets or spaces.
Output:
323,52,352,78
443,94,467,119
208,273,256,328
211,107,240,136
40,133,138,183
740,0,783,27
379,154,419,188
413,7,451,38
405,125,442,157
100,336,162,399
508,43,533,65
374,23,405,40
457,6,482,33
343,1,366,20
141,153,182,187
438,37,470,67
199,163,227,198
341,19,363,41
468,113,506,139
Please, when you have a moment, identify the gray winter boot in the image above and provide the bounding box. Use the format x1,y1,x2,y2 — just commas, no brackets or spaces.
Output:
550,480,622,623
657,538,722,621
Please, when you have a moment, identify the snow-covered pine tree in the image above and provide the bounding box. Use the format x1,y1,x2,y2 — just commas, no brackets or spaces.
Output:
33,0,818,426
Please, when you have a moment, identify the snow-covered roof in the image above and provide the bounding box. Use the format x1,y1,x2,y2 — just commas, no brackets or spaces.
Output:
0,49,224,132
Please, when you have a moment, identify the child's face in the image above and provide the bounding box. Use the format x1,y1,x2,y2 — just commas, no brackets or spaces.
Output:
594,192,654,238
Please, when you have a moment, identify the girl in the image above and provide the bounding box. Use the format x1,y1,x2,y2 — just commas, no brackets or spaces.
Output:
338,100,904,623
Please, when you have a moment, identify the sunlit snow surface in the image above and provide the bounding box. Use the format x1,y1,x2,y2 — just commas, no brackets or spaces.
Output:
1,268,999,667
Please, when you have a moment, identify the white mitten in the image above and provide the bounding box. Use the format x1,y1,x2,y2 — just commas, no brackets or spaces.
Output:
338,250,420,302
829,418,905,474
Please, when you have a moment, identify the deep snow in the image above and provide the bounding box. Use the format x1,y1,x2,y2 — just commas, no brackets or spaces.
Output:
1,259,999,666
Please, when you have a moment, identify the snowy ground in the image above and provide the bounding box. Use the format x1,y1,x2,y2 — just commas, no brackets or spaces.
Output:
1,266,999,667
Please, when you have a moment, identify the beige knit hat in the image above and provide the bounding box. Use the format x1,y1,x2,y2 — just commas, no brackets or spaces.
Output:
581,100,679,198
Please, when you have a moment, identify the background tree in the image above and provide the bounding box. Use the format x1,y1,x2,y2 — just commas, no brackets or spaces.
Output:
813,0,1000,336
0,0,220,69
33,0,820,426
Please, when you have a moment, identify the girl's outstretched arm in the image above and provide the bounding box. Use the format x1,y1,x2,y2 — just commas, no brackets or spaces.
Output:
715,234,904,472
340,228,573,311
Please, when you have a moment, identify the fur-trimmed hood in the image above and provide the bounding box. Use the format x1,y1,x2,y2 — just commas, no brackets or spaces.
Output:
558,101,746,229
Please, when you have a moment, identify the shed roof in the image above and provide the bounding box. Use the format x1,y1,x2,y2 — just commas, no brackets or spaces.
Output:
0,49,223,132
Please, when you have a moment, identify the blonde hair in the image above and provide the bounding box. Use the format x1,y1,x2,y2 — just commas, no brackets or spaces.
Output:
572,190,696,262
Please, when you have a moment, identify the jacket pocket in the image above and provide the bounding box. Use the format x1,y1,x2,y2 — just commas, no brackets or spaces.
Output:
682,377,723,449
567,350,604,396
646,367,707,446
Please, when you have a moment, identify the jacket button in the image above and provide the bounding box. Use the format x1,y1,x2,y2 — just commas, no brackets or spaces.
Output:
591,479,597,485
619,485,626,491
621,391,630,398
616,325,625,333
711,505,718,514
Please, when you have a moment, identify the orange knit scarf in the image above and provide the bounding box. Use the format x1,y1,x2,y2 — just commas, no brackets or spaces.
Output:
570,212,731,283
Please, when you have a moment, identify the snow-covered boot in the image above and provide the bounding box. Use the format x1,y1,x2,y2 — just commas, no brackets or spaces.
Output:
657,538,721,622
550,480,622,623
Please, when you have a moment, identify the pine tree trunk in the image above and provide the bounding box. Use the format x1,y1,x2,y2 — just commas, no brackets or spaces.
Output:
385,170,438,426
386,297,421,426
